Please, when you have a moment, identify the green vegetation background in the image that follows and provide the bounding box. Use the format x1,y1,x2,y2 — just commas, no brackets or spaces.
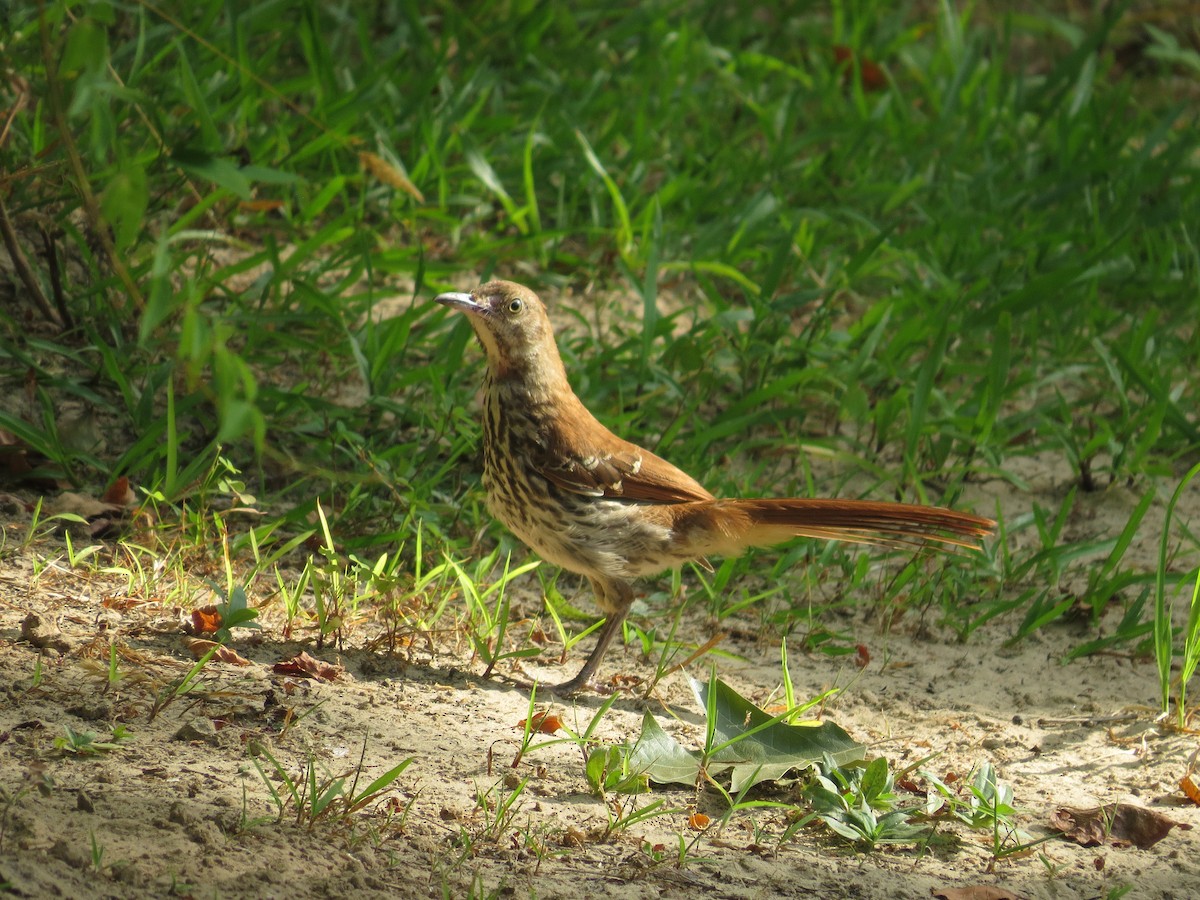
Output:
2,2,1198,660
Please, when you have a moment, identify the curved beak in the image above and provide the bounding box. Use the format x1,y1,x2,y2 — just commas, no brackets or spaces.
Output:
435,291,485,315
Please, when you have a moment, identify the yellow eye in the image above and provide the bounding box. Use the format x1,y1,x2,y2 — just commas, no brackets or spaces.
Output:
507,298,523,313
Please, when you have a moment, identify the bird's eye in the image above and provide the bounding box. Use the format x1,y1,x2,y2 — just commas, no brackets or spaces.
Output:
507,298,523,313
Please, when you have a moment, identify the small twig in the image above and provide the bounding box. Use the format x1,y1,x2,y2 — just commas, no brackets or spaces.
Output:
0,192,63,327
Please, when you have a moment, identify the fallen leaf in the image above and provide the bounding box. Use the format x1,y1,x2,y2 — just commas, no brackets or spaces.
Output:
1049,803,1191,849
518,712,563,734
628,677,863,791
272,651,346,682
855,643,871,668
1181,774,1200,806
190,605,223,635
184,638,251,666
932,887,1021,900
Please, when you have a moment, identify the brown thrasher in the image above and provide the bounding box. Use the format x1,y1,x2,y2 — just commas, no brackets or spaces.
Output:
437,280,994,695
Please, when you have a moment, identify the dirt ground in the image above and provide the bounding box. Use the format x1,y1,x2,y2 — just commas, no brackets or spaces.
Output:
1,458,1199,900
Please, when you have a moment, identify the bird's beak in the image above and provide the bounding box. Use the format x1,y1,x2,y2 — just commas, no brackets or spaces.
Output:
435,291,486,315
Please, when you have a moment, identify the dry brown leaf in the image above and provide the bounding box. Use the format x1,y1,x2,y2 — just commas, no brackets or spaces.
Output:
1050,803,1191,849
272,651,346,682
190,605,223,635
517,712,563,735
184,638,251,666
1181,774,1200,806
933,887,1022,900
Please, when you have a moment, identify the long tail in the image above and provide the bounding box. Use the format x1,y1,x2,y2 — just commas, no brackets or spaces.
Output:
674,498,994,557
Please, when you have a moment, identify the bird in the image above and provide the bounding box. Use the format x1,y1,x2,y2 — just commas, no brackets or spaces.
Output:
436,280,995,696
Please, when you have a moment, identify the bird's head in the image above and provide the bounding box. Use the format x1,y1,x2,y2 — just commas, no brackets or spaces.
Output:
436,280,566,384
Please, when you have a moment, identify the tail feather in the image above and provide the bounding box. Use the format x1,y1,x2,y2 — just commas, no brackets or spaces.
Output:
682,498,994,557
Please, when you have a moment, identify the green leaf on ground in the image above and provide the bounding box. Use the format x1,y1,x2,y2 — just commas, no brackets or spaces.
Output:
625,675,864,792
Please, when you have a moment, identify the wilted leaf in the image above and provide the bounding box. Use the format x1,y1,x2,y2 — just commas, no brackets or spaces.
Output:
184,638,251,666
190,605,223,635
272,651,346,682
1050,803,1191,849
518,712,563,734
1181,774,1200,806
933,887,1022,900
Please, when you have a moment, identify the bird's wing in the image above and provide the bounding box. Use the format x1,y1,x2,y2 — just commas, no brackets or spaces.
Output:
532,413,714,504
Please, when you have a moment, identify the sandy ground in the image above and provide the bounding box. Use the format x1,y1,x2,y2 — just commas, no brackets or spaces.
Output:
1,468,1198,900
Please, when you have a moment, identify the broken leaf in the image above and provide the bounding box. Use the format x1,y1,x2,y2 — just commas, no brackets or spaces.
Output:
184,638,251,666
691,674,864,791
1050,803,1191,849
272,651,346,682
622,675,863,792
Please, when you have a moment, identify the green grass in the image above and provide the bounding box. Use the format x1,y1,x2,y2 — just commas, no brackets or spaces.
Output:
2,2,1199,679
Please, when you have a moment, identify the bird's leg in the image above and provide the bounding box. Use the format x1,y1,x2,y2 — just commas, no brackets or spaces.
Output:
547,578,633,696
